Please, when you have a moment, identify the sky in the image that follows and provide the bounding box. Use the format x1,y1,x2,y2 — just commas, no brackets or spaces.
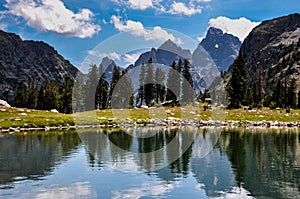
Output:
0,0,299,73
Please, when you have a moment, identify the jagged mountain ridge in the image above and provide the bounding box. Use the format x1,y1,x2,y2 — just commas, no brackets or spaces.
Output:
0,30,80,103
125,34,240,95
200,27,241,72
127,40,192,71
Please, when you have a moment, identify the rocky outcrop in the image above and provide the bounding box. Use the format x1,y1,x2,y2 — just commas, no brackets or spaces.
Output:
0,30,80,103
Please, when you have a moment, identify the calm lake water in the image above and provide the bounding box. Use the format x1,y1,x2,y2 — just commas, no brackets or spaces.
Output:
0,127,300,199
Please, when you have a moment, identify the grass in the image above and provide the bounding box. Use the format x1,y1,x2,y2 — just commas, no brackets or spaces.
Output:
0,105,300,129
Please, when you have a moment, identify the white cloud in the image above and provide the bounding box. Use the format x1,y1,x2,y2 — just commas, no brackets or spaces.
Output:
128,0,153,10
168,1,202,16
0,23,7,30
197,36,205,43
88,50,122,61
112,0,205,15
123,53,140,64
102,19,108,25
194,0,212,2
4,0,100,38
112,0,157,10
209,16,260,41
19,182,97,199
112,182,174,199
110,15,183,44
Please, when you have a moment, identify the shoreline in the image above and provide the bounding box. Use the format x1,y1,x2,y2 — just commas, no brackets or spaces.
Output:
1,119,300,133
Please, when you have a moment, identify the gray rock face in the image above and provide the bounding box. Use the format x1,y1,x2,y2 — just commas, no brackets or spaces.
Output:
239,13,300,92
0,30,80,103
200,27,241,72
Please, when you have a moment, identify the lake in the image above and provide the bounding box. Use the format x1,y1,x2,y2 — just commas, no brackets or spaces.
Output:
0,127,300,198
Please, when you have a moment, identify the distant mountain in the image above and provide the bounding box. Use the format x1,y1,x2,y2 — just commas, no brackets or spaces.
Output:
159,39,192,60
126,39,224,95
239,13,300,94
200,27,241,72
0,30,80,103
128,40,192,70
191,44,219,95
100,57,123,82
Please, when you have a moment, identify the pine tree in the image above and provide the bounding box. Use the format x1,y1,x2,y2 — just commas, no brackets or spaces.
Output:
59,76,74,114
287,79,296,108
72,79,85,112
154,68,166,103
108,65,120,108
37,81,60,110
14,81,27,108
176,59,183,73
95,64,109,110
257,60,264,108
144,58,155,106
181,59,194,103
85,64,99,111
227,54,248,109
111,71,134,109
166,61,180,105
26,78,39,109
108,66,121,107
137,64,146,106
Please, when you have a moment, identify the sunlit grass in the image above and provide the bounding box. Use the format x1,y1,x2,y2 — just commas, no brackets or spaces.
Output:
0,105,300,129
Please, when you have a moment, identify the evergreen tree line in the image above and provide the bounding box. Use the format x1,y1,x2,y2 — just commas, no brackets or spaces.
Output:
13,58,194,112
224,53,299,109
136,58,194,107
78,63,134,111
14,76,74,113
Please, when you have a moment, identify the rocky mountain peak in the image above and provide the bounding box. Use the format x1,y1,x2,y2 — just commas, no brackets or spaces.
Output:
159,39,192,60
200,27,241,72
101,56,115,67
206,27,224,36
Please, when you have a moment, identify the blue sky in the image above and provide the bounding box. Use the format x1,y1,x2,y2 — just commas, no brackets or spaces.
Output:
0,0,299,72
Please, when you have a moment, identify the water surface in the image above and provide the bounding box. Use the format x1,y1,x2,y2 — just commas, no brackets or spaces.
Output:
0,127,299,198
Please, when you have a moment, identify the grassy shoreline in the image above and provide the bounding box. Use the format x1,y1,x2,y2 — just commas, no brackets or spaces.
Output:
1,106,300,131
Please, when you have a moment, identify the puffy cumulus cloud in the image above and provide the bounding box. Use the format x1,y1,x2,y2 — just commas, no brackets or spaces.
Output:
112,0,206,15
123,53,140,64
209,16,260,41
88,50,122,61
110,15,183,44
112,0,158,10
128,0,153,10
4,0,100,38
168,1,202,16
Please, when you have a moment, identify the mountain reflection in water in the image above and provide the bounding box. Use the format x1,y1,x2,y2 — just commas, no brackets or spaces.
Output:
0,127,299,198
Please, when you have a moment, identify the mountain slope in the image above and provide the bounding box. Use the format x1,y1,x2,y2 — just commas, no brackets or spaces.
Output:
239,13,300,93
0,30,80,103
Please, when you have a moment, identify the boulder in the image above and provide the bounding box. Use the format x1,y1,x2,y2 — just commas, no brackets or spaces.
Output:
0,99,11,108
